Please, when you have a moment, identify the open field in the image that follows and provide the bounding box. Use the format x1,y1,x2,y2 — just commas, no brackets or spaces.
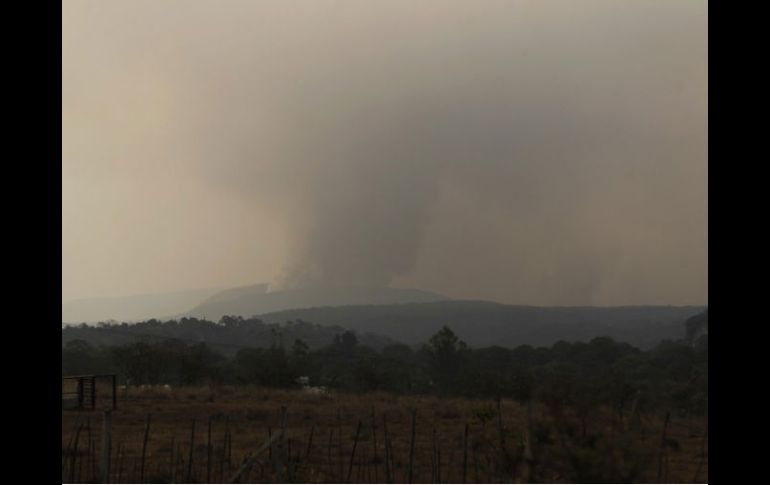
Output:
62,386,707,483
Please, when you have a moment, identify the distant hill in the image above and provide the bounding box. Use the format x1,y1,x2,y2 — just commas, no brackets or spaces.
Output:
62,284,704,351
255,301,706,350
184,284,449,320
62,283,448,326
685,308,708,342
62,287,224,324
61,317,397,355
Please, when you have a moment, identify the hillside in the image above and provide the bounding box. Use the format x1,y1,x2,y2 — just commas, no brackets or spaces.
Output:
685,307,708,342
184,284,449,320
61,317,396,355
256,301,705,350
62,283,448,325
62,287,223,324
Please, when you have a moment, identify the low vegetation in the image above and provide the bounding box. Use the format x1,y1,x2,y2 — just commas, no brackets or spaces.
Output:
62,384,707,483
62,320,707,483
63,323,707,418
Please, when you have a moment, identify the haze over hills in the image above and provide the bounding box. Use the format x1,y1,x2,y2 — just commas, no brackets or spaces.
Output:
255,301,704,350
62,283,703,351
184,284,449,320
62,283,448,324
61,317,397,355
64,1,707,324
62,287,223,324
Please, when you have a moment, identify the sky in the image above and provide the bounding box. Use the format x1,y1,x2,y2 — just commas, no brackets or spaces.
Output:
62,0,707,306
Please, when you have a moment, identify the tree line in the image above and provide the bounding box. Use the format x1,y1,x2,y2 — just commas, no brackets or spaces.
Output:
62,324,707,419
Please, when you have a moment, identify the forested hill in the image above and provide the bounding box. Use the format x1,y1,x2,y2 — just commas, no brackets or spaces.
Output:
62,303,704,354
61,317,396,356
62,287,223,324
184,285,448,321
685,308,708,342
255,301,704,350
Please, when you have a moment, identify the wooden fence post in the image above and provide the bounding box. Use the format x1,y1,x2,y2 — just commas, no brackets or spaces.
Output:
462,423,468,484
140,414,152,483
207,415,212,483
112,375,117,410
187,419,196,483
371,407,379,483
100,409,112,483
657,412,671,482
347,421,362,483
408,410,416,484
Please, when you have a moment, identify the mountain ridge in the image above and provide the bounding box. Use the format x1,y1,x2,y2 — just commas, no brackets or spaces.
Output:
62,287,224,324
254,300,704,350
183,284,449,320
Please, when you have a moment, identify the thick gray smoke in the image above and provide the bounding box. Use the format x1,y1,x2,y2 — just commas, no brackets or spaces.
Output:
187,1,705,297
63,1,707,305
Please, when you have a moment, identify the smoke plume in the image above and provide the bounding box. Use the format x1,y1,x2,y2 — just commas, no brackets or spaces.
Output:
63,0,707,305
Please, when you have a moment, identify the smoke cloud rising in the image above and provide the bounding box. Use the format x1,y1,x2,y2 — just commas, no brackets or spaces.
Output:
63,0,707,305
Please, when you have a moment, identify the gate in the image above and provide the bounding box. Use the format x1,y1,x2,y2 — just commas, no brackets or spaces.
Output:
62,374,117,410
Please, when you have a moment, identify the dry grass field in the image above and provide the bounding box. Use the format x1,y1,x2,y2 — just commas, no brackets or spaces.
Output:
62,386,707,483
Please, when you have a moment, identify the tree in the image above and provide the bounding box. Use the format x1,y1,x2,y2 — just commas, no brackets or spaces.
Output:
291,338,310,357
290,338,311,377
219,315,244,328
428,326,466,353
62,339,107,376
233,346,293,387
425,326,468,391
333,331,358,355
179,343,225,386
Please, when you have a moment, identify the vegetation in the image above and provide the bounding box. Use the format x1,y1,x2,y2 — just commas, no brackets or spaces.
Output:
62,312,707,483
252,301,704,349
63,321,707,420
61,384,707,483
62,316,396,355
63,303,704,351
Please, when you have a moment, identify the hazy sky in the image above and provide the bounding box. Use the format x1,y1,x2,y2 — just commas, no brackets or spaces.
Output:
62,0,707,306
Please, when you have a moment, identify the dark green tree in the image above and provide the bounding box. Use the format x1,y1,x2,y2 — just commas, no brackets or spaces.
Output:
425,326,468,391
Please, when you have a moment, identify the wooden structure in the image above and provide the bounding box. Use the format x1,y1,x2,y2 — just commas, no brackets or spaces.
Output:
62,374,117,410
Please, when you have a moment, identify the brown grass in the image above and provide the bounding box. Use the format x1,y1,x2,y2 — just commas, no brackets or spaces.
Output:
62,386,707,483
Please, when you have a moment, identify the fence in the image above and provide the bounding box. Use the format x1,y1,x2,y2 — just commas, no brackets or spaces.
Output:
62,374,117,410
